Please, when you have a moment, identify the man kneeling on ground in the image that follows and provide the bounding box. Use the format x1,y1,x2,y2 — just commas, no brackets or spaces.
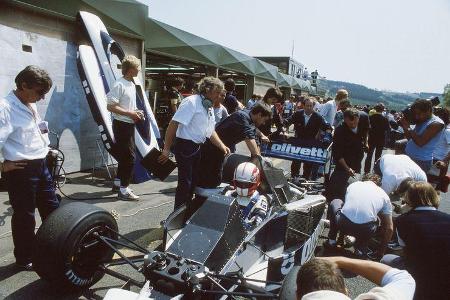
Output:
325,173,393,259
296,257,415,300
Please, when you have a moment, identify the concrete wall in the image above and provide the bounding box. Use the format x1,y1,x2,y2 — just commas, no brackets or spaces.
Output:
254,77,276,96
0,3,142,172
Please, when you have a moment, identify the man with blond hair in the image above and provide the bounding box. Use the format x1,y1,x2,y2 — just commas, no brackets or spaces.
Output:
319,89,348,126
107,54,143,200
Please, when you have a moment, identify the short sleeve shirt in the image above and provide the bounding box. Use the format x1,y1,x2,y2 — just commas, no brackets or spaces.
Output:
379,154,427,194
215,109,256,147
172,94,215,144
106,77,136,124
341,181,392,224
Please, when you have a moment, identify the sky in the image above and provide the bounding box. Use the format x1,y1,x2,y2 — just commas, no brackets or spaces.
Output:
138,0,450,93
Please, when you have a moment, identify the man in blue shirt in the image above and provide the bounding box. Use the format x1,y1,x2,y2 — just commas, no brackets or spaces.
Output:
198,103,272,188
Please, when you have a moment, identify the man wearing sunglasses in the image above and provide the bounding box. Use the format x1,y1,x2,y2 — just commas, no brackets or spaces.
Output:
0,66,60,270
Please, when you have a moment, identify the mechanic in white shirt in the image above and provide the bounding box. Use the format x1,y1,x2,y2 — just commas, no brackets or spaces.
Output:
376,154,427,195
0,66,60,269
319,89,348,126
158,77,230,209
107,55,144,200
326,174,393,258
296,257,415,300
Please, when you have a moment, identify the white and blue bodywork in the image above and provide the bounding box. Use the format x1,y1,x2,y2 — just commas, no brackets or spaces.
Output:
76,11,160,182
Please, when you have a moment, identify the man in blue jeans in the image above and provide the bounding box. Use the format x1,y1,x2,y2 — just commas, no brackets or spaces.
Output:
158,77,230,209
0,66,60,270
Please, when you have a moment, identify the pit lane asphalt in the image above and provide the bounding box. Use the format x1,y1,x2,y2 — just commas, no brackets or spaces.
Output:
1,143,449,299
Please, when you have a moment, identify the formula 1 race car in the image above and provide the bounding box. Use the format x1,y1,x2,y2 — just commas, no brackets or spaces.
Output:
32,153,328,299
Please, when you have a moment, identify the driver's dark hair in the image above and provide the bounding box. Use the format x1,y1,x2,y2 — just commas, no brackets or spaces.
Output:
411,98,432,113
362,173,381,186
296,258,347,299
262,87,283,103
15,65,52,91
250,102,272,118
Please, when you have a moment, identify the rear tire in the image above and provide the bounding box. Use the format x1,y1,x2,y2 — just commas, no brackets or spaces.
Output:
33,202,118,290
279,265,300,300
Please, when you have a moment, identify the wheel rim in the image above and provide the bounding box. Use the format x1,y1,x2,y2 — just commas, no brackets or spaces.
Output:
66,223,116,280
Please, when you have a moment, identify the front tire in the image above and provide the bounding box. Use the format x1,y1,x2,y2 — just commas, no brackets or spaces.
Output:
33,202,118,290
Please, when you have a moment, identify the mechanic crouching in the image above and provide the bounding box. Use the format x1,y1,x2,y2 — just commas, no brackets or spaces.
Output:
0,66,60,270
325,173,393,259
158,77,230,210
197,102,272,188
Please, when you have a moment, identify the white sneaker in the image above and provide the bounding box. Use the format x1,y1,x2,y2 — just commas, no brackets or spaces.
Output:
118,188,139,201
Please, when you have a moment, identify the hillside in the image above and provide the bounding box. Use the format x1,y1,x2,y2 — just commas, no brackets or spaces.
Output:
323,80,442,110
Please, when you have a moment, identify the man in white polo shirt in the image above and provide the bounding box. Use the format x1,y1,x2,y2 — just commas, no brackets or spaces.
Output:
375,153,427,195
158,77,230,209
0,66,60,269
326,173,393,259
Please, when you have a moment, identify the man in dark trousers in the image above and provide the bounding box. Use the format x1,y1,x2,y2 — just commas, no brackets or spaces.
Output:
326,108,365,201
284,97,332,180
365,103,389,173
197,103,272,188
0,66,60,269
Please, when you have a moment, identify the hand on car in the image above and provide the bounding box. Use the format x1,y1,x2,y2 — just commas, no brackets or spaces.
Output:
261,134,270,143
157,149,170,164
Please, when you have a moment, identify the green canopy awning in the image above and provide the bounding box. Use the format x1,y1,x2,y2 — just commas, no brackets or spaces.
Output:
145,18,278,81
7,0,147,37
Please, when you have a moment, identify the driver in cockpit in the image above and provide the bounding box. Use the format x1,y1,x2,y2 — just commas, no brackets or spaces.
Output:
224,162,269,228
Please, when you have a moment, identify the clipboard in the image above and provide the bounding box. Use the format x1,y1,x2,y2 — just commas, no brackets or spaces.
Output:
140,148,176,181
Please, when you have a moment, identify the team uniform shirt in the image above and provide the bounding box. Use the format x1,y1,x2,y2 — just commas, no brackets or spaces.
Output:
106,77,136,124
301,268,415,300
433,125,450,160
172,94,215,144
341,181,392,224
215,109,257,147
379,154,427,194
0,91,50,161
213,104,229,125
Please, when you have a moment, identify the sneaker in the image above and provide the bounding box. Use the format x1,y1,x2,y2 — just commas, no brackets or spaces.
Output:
16,262,33,271
118,188,139,201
